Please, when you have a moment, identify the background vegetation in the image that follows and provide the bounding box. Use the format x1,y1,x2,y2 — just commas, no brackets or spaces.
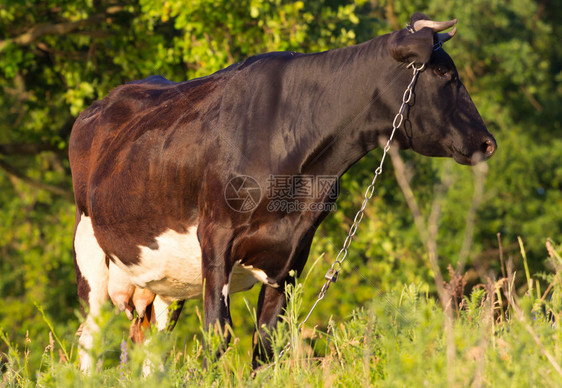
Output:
1,0,560,385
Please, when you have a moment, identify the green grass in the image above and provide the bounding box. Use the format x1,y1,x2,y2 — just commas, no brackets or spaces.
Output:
2,239,562,387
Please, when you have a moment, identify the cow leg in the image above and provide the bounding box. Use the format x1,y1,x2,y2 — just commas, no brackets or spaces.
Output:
73,212,109,373
152,296,185,332
129,303,154,343
130,296,185,376
202,266,233,357
200,228,234,361
252,284,286,369
251,235,312,369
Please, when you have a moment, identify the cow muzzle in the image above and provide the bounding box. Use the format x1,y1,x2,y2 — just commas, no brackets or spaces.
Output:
450,133,497,165
454,135,497,165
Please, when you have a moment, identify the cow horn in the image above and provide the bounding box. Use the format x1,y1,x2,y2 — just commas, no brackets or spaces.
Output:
437,27,457,43
413,18,457,33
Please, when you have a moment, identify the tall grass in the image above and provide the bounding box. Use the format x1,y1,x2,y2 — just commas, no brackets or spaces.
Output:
1,238,561,387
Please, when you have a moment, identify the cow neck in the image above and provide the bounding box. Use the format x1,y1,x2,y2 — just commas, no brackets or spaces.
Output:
288,33,402,178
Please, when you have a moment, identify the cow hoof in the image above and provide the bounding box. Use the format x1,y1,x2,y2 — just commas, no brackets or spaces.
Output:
250,364,267,379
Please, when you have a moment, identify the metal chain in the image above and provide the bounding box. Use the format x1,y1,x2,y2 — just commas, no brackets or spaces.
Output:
279,61,425,359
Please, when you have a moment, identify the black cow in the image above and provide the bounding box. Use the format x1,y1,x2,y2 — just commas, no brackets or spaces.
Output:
69,13,496,371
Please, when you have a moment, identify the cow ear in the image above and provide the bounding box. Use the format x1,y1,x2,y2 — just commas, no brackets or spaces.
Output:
389,28,434,66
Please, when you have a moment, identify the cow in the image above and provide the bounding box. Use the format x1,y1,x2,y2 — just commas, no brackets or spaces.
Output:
69,13,496,372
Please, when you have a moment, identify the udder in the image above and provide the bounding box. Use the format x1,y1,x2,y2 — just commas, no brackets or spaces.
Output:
132,287,155,318
108,261,155,320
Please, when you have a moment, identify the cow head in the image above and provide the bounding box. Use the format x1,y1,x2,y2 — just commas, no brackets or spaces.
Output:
388,13,496,165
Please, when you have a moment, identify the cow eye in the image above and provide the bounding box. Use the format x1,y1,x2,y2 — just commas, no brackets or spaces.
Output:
434,66,448,78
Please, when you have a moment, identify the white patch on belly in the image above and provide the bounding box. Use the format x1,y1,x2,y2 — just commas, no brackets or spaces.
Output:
119,226,204,300
110,227,276,300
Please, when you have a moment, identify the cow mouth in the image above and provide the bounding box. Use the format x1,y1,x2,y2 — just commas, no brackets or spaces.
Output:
451,146,487,166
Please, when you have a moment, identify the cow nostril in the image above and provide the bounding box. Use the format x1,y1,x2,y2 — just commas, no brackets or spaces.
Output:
482,138,497,158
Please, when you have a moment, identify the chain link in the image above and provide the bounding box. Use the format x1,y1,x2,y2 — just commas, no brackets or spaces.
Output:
279,61,425,359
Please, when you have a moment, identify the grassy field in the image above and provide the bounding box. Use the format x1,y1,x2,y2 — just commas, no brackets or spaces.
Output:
2,238,562,387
